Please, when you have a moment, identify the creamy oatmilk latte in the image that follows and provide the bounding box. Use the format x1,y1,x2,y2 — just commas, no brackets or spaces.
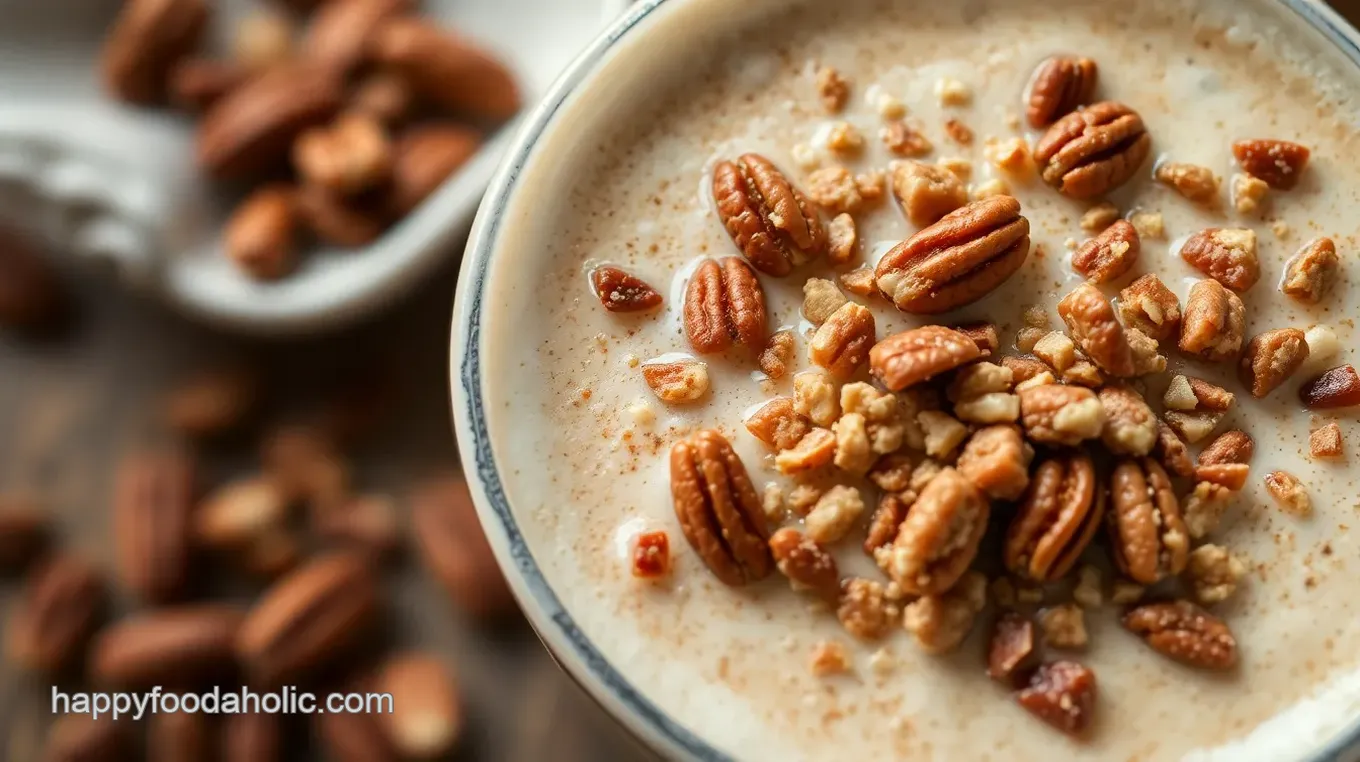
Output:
479,0,1360,757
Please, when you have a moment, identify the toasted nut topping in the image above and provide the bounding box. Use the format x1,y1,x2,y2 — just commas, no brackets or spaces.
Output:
1232,138,1310,190
805,485,866,544
1099,386,1157,456
669,430,771,586
1182,481,1235,538
1019,384,1105,446
745,397,811,451
775,428,837,474
809,640,851,676
1179,280,1245,362
1117,274,1181,342
713,153,826,276
869,326,980,391
1154,421,1194,477
1310,422,1344,459
1180,228,1260,291
1300,365,1360,410
793,371,840,426
1281,237,1340,304
1080,203,1120,233
918,411,969,459
1264,470,1311,516
841,382,911,454
838,266,877,297
988,613,1038,685
1040,604,1089,649
902,571,986,653
1123,600,1237,670
865,491,910,554
1194,463,1249,491
590,265,663,312
952,322,1000,357
1033,101,1151,199
815,66,850,113
1016,660,1098,736
881,121,934,157
1154,162,1220,205
888,469,989,596
802,278,848,325
1187,544,1247,604
683,257,768,354
641,360,709,404
632,530,671,580
1072,220,1139,283
809,302,876,378
769,528,839,602
827,213,859,265
1109,458,1189,584
1058,283,1134,376
1238,328,1308,398
1025,56,1098,127
891,160,968,226
758,330,796,379
1005,454,1102,582
807,166,873,216
837,578,895,640
1198,430,1254,466
956,424,1032,500
1128,210,1166,240
1231,173,1269,215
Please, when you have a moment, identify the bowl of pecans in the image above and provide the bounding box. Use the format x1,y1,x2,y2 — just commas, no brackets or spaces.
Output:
453,0,1360,759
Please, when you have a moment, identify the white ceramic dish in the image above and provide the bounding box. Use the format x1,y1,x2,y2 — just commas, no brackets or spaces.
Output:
452,0,1360,760
0,0,618,335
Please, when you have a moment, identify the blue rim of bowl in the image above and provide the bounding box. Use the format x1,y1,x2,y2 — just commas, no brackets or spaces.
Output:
452,1,1360,759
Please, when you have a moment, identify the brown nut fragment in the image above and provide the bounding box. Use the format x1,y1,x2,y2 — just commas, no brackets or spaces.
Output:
1040,604,1089,649
1025,56,1098,127
89,604,243,688
869,326,980,391
1165,375,1236,413
1155,162,1221,204
864,492,910,554
902,571,987,653
1099,385,1157,456
809,302,875,378
891,160,968,225
953,322,1000,357
349,72,417,127
1058,282,1134,376
875,195,1030,314
1179,280,1246,362
1117,274,1181,342
1019,384,1105,446
956,424,1031,500
1180,228,1261,291
838,266,877,297
1154,421,1194,477
297,184,389,247
1072,220,1139,283
631,530,671,580
745,397,811,451
1282,238,1340,304
169,58,247,112
1001,355,1051,385
410,477,516,620
1239,328,1308,398
303,0,413,77
713,153,826,276
826,213,859,265
162,364,260,439
1033,101,1151,199
198,65,343,180
1182,481,1235,537
1004,454,1102,583
114,449,196,603
0,498,49,575
5,554,106,674
389,125,482,215
769,528,840,603
642,360,709,404
758,330,795,379
1123,600,1238,670
1310,422,1344,459
1232,138,1310,190
195,477,295,579
1194,463,1250,491
1187,544,1247,605
293,114,395,197
102,0,210,105
837,578,894,640
589,265,662,312
1016,660,1098,736
1198,430,1254,466
684,257,768,354
370,18,520,122
1300,365,1360,409
988,613,1039,685
802,278,847,325
1264,470,1311,515
1109,459,1189,585
670,430,772,586
886,468,989,595
815,66,849,113
225,185,302,280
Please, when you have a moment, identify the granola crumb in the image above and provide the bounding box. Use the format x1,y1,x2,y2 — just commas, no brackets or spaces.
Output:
1272,219,1292,239
935,77,972,106
788,484,822,516
1310,422,1344,459
1080,203,1120,232
868,648,896,674
1128,210,1166,240
1304,324,1341,365
1183,480,1235,537
827,214,859,266
816,66,850,113
838,578,895,640
875,92,906,120
762,482,786,523
880,121,933,157
1109,580,1145,605
806,166,868,215
803,278,849,325
984,137,1030,172
759,331,797,380
1039,604,1088,649
793,371,840,427
917,410,968,459
971,178,1011,200
1232,173,1269,216
944,118,974,145
1264,470,1311,516
855,171,887,205
1187,544,1247,604
838,267,877,297
826,121,865,154
791,142,821,171
805,485,866,544
938,156,973,180
809,639,851,677
1073,565,1102,608
832,413,875,475
902,571,986,654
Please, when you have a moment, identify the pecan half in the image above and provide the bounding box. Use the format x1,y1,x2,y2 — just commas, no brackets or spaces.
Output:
590,266,662,312
1033,102,1151,199
669,430,772,586
1058,282,1134,376
683,257,767,354
988,613,1039,685
1071,220,1139,283
713,153,826,276
1179,280,1245,362
1004,454,1102,583
875,195,1031,314
769,528,839,603
809,302,875,378
886,468,989,596
1019,384,1106,446
114,450,197,604
1301,365,1360,409
1123,600,1237,670
869,326,980,391
1108,459,1189,584
1180,228,1260,291
1239,328,1308,398
1016,660,1097,736
1232,139,1310,190
1117,274,1181,342
1282,238,1340,304
956,424,1031,500
1025,56,1098,127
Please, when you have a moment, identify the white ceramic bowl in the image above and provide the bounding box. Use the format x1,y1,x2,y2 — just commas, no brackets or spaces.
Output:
452,0,1360,759
0,0,617,335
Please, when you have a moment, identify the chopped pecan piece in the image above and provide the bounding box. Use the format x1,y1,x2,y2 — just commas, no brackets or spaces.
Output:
1016,661,1098,736
804,485,865,543
1005,454,1102,582
809,640,851,676
1180,228,1260,291
944,118,974,145
1310,422,1343,459
1080,202,1120,232
1033,101,1151,199
1163,374,1235,413
1019,385,1105,446
832,413,874,475
1098,385,1157,456
768,528,839,602
1232,138,1310,190
1187,544,1246,604
1183,481,1235,537
1198,430,1254,466
1117,274,1181,342
802,278,847,325
1071,220,1139,283
841,382,909,454
1264,470,1310,516
827,213,859,265
837,578,895,640
815,66,849,113
793,371,839,426
1108,458,1189,584
1155,162,1220,204
669,431,772,585
1232,173,1269,215
642,360,709,404
919,411,969,458
1179,280,1245,362
988,613,1038,685
1001,356,1051,386
887,468,989,596
590,266,662,312
1058,283,1134,376
774,428,837,474
902,571,986,653
758,331,795,379
881,121,933,157
838,266,877,297
1238,328,1308,398
744,397,811,450
1282,238,1339,304
632,530,671,579
956,424,1032,500
864,491,910,555
875,196,1031,314
712,153,826,276
1040,604,1089,649
1123,600,1237,670
683,257,767,355
869,326,980,391
1300,365,1360,409
1194,463,1249,491
1025,56,1098,127
809,302,876,378
891,160,968,226
867,453,914,494
1154,421,1194,477
806,166,870,216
